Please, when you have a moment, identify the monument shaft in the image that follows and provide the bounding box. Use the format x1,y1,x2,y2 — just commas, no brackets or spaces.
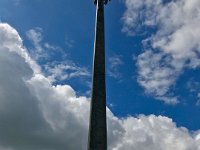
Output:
88,0,107,150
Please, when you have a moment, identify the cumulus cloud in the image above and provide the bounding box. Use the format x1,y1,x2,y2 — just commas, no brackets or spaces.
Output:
113,115,200,150
0,23,90,150
123,0,200,104
0,23,200,150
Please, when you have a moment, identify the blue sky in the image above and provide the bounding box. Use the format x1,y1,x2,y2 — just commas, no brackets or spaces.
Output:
1,0,200,149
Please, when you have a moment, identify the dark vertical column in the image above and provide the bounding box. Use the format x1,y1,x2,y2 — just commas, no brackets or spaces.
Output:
88,0,107,150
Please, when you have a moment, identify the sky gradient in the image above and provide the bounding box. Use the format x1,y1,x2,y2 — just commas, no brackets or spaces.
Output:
0,0,200,149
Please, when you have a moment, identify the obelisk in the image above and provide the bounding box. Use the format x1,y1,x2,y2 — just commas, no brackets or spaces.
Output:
88,0,110,150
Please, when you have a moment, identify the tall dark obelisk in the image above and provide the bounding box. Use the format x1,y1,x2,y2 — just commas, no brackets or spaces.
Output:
88,0,110,150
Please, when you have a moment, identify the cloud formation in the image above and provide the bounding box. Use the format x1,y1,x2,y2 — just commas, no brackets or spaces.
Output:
44,61,90,83
0,23,200,150
108,54,124,79
123,0,200,104
26,28,66,61
26,28,90,84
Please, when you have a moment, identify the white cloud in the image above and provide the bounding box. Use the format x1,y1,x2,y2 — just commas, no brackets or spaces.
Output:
136,50,179,104
113,115,200,150
108,54,124,79
196,93,200,106
26,28,89,84
65,36,74,48
1,23,200,150
44,61,90,83
26,28,66,61
187,79,200,106
26,28,45,59
123,0,200,104
0,23,90,150
0,23,40,74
